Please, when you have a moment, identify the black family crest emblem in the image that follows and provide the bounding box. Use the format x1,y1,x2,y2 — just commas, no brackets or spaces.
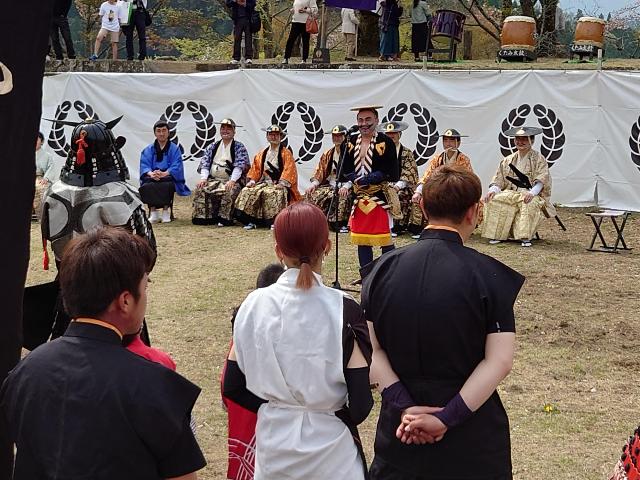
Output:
628,114,640,172
157,101,217,161
381,103,439,166
270,102,324,163
499,104,565,166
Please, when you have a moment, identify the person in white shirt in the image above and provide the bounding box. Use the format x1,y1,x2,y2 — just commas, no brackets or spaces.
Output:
282,0,318,64
341,8,360,61
91,0,121,60
192,118,251,226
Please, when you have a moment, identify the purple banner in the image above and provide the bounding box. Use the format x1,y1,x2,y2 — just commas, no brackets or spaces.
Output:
325,0,376,11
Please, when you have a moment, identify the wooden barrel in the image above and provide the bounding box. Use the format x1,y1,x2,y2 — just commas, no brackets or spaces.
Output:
574,16,606,48
500,16,536,51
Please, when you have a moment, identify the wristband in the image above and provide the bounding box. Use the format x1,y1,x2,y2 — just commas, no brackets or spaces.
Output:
381,381,414,411
432,392,473,428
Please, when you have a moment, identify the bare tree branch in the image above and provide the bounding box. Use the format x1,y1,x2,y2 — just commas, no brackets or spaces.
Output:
456,0,500,41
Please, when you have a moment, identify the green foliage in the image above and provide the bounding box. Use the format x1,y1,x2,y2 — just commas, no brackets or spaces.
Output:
170,27,232,60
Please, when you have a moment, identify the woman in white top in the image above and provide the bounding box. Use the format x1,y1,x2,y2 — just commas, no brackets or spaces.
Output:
224,202,374,479
282,0,318,64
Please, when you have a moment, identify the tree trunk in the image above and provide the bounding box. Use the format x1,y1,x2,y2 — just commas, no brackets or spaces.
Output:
520,0,535,19
357,10,380,57
263,0,274,58
501,0,512,21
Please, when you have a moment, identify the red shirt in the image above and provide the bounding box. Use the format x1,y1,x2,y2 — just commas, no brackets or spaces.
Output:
126,335,176,371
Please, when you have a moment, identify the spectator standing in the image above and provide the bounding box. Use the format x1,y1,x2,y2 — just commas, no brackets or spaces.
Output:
51,0,76,60
227,0,256,65
411,0,431,61
341,8,360,61
282,0,318,64
121,0,148,61
379,0,402,61
91,0,121,60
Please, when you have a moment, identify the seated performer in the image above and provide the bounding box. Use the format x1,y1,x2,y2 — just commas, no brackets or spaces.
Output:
341,105,400,270
305,124,353,232
192,118,250,226
139,120,191,224
481,126,556,247
1,227,206,480
379,121,418,237
34,131,56,221
234,124,301,229
409,128,474,238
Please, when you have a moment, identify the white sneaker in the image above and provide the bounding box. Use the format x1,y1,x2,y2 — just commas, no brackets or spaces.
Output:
521,240,532,247
162,209,171,223
300,59,307,64
339,226,349,234
230,59,240,64
243,223,256,230
281,58,289,64
488,239,502,245
391,232,398,238
411,233,421,240
149,210,160,224
217,222,224,227
245,58,252,64
270,224,275,230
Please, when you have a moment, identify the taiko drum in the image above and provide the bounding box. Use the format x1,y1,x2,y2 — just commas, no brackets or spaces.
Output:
500,16,536,51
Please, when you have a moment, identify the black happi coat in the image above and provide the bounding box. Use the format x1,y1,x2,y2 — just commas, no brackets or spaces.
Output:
362,228,524,479
1,322,206,480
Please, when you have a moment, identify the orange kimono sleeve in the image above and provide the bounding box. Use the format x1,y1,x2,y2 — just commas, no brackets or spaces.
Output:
419,153,442,184
247,151,264,182
311,149,331,183
456,153,474,173
280,148,301,202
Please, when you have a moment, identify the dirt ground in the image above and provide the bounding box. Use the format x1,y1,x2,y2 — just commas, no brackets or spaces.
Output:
26,198,640,479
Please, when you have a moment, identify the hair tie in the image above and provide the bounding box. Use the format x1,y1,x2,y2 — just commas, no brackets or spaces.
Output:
299,256,311,264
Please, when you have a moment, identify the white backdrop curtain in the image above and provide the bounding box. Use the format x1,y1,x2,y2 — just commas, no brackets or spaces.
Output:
41,69,640,211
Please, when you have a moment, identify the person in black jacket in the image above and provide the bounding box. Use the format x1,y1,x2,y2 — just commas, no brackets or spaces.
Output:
226,0,256,64
51,0,76,60
122,0,148,61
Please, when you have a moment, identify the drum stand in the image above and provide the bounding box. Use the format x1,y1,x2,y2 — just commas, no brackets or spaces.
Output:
569,43,603,61
427,35,458,62
497,48,536,62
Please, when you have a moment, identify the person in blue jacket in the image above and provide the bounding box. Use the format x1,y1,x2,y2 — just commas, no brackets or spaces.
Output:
139,120,191,223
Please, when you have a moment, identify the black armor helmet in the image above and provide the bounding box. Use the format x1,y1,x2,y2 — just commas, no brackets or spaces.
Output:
58,117,129,187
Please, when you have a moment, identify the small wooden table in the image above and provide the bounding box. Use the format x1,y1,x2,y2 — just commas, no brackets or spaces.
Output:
586,210,632,253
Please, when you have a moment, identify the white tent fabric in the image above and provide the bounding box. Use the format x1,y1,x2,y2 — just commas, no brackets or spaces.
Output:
41,69,640,211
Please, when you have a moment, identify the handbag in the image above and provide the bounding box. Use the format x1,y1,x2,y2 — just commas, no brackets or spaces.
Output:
306,15,318,34
250,10,261,33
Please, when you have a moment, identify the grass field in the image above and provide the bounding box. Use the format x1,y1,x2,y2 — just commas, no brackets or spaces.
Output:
26,197,640,479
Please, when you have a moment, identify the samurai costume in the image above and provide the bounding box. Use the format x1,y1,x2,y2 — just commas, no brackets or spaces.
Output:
306,125,354,230
482,127,556,242
408,148,479,234
234,138,301,227
0,321,206,479
26,117,155,349
192,136,250,225
379,121,418,235
139,140,191,208
342,131,400,247
362,227,525,480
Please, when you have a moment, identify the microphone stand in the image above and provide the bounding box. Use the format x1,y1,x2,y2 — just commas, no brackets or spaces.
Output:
326,136,358,292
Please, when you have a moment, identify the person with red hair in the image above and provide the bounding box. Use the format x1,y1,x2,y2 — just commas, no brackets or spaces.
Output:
224,201,374,479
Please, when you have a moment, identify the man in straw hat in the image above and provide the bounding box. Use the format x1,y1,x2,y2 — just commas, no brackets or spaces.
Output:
234,124,301,229
341,105,399,270
379,120,418,237
409,128,478,238
305,124,353,232
192,118,251,226
481,126,556,247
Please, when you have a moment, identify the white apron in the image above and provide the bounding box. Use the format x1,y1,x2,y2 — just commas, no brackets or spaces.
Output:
233,268,364,480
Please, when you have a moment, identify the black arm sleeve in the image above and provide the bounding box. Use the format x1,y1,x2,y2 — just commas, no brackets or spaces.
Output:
222,359,267,413
344,367,374,425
